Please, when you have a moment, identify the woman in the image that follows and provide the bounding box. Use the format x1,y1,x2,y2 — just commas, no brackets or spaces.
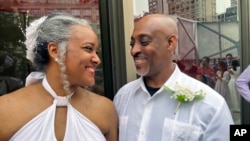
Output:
214,61,231,102
0,12,118,141
196,56,215,88
228,59,241,124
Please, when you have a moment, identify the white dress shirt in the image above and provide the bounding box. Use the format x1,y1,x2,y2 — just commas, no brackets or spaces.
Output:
114,64,233,141
236,64,250,102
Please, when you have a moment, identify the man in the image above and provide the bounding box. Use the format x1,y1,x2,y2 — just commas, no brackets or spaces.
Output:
225,53,233,68
236,64,250,102
113,14,233,141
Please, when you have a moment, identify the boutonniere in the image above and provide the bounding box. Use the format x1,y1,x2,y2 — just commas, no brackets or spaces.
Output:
163,82,206,114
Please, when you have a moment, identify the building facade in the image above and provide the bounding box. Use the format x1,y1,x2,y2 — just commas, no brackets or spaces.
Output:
218,6,238,22
0,0,99,24
148,0,217,22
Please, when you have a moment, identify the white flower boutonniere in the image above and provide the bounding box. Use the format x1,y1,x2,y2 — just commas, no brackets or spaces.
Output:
163,82,206,114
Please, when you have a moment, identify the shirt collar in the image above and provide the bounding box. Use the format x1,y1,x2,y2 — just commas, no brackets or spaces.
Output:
138,63,182,94
163,63,182,89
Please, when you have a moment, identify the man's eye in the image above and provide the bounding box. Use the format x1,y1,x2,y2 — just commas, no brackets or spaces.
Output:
130,41,135,47
140,40,151,46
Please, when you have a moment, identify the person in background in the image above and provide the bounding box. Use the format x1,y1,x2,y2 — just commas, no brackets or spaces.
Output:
113,14,233,141
214,61,231,101
176,60,186,72
228,59,241,124
236,64,250,102
0,52,16,77
212,58,219,74
196,56,215,88
0,12,118,141
186,60,198,78
0,52,23,95
225,53,233,69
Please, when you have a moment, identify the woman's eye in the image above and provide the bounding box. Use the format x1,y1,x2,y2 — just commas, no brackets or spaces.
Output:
84,46,93,52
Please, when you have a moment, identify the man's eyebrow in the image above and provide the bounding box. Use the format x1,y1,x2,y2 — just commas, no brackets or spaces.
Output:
130,33,152,41
82,42,95,46
135,34,151,40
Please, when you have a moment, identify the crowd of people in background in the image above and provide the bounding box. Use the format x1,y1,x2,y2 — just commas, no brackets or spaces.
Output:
175,53,241,124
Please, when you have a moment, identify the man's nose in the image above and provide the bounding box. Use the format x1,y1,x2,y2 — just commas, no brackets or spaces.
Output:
130,43,142,56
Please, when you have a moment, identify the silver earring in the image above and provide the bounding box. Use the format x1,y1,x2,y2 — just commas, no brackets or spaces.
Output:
55,58,59,62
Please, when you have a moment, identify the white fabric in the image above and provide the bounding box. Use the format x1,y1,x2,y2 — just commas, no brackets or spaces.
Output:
228,67,241,124
25,71,45,86
10,77,106,141
114,64,233,141
214,70,231,99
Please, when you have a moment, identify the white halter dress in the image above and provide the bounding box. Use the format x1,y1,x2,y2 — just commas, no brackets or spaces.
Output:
10,77,106,141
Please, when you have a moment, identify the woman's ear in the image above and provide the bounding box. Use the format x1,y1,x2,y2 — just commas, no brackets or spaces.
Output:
47,42,59,59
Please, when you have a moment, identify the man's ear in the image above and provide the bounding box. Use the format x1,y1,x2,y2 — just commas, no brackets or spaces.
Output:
48,42,59,59
168,35,178,50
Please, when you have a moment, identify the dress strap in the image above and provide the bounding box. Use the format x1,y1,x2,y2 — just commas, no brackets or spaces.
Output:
42,77,73,106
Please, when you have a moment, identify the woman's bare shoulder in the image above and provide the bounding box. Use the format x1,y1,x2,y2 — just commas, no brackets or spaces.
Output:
77,87,118,138
0,84,47,140
0,87,27,107
87,88,115,108
75,87,117,117
0,83,43,102
0,83,49,117
88,90,118,122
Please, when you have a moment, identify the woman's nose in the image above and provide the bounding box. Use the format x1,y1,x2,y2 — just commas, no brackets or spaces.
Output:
92,53,101,65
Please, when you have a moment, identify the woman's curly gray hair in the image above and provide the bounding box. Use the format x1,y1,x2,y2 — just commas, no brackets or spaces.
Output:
25,12,91,94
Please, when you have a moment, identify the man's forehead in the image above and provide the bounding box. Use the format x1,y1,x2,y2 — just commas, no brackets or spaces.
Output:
135,17,159,27
131,26,153,40
134,17,171,33
133,21,159,36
